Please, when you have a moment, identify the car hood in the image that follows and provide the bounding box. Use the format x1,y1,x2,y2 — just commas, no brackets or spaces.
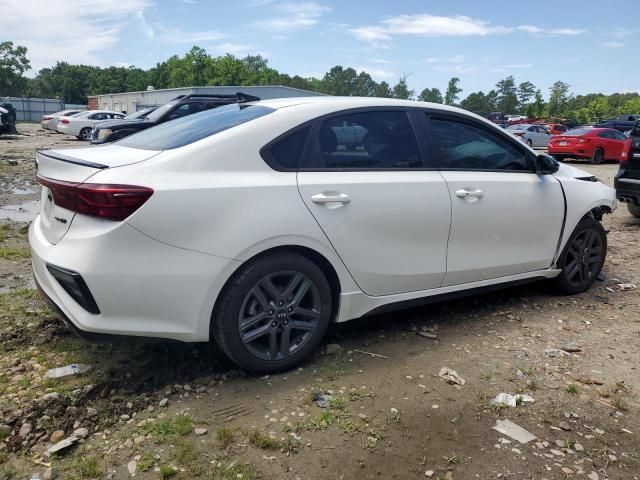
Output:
94,118,153,130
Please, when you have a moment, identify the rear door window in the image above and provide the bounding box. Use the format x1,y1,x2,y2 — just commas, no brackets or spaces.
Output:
262,126,311,170
305,110,422,169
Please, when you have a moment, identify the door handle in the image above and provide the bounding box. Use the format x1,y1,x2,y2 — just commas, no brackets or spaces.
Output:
455,188,483,201
311,192,351,204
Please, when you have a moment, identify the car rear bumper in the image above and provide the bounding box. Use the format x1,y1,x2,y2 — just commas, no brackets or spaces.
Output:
29,214,240,342
548,147,589,159
615,176,640,205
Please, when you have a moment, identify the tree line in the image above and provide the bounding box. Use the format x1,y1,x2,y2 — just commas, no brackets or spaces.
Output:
2,41,639,123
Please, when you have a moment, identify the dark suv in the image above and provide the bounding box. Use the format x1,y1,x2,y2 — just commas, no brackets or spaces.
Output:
614,121,640,217
91,92,259,144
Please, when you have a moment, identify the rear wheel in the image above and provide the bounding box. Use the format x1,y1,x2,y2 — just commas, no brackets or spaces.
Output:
212,253,332,372
628,203,640,218
551,216,606,294
590,148,604,164
78,128,92,141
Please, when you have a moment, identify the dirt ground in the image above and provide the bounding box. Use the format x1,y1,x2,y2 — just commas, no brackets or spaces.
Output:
1,123,639,480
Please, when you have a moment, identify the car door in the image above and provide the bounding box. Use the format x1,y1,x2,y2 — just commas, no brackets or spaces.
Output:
609,130,627,159
596,130,615,158
297,109,452,296
423,114,565,286
537,126,550,147
526,126,538,146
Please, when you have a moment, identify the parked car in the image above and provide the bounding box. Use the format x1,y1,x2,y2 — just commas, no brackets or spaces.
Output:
0,103,17,135
41,110,84,131
548,127,627,164
615,124,640,217
30,97,616,372
542,123,569,136
596,115,639,133
91,93,259,144
506,124,550,147
56,110,125,140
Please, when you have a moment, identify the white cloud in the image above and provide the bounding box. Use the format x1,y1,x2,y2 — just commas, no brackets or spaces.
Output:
609,27,637,38
516,25,586,36
603,41,625,48
350,14,586,46
182,0,197,3
501,63,532,69
2,0,152,72
209,42,267,57
425,57,440,64
354,66,396,79
259,2,330,31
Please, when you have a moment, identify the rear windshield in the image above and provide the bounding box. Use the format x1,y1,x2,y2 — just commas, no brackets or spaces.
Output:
564,128,592,136
117,104,274,150
506,125,527,130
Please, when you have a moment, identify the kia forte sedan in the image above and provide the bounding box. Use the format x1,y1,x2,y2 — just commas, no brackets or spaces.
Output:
29,97,616,372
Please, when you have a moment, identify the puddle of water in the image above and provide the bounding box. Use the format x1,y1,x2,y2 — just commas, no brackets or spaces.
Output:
0,200,40,222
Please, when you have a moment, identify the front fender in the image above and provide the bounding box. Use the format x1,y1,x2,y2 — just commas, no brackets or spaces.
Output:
555,176,616,262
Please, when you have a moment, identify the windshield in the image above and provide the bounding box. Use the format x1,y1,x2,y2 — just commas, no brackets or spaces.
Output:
145,101,180,122
117,104,274,150
125,107,156,119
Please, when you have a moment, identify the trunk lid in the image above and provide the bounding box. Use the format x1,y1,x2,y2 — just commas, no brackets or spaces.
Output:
36,145,160,244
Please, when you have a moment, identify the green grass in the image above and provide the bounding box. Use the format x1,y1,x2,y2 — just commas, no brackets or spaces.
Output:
329,397,346,410
138,452,156,472
0,246,30,260
1,464,17,480
248,430,281,450
174,439,205,476
212,460,259,480
307,411,335,431
142,414,193,442
70,455,101,479
216,427,235,448
159,465,177,478
565,383,579,395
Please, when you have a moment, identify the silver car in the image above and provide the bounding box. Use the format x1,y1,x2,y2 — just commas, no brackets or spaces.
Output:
507,124,551,148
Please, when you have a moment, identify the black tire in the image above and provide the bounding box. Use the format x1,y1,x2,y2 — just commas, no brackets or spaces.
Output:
628,203,640,218
551,216,607,295
212,253,332,373
553,155,565,162
590,148,604,164
79,128,92,141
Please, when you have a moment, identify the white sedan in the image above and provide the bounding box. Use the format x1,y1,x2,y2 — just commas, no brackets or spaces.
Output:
41,110,85,131
507,123,551,148
56,110,125,140
30,97,615,372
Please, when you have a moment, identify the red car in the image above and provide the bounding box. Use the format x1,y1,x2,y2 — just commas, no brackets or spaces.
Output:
548,127,628,164
542,123,569,136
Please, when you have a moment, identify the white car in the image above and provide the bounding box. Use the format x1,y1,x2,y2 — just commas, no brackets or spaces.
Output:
30,97,616,372
507,124,551,148
41,110,85,131
56,110,125,140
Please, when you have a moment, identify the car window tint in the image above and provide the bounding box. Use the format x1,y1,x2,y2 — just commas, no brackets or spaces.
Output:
169,104,190,120
265,126,310,170
311,111,421,169
429,117,530,171
598,131,612,139
613,130,626,140
117,104,274,150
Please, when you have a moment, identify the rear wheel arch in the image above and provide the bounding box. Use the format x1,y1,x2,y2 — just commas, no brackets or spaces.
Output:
211,245,342,332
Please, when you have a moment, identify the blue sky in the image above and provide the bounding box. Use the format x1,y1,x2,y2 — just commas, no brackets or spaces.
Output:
4,0,636,98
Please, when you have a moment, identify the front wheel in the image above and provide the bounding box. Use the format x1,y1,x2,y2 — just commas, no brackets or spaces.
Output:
628,203,640,218
551,216,607,294
212,253,332,372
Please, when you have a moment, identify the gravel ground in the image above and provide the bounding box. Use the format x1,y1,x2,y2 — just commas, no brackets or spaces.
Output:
1,124,639,480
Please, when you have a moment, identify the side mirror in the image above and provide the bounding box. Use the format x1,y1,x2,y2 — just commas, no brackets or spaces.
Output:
536,154,559,175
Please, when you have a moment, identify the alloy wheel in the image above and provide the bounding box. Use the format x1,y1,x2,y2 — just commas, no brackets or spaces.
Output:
563,228,603,288
238,270,321,361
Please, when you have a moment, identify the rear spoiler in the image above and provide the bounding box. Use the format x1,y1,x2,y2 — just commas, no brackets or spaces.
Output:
36,149,108,170
170,92,260,103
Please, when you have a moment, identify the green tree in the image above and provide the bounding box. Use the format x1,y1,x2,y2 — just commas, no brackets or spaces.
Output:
392,76,414,99
0,41,31,95
548,81,572,117
444,77,462,105
418,87,443,103
373,81,392,98
459,91,495,117
586,96,612,121
517,81,536,112
495,76,518,114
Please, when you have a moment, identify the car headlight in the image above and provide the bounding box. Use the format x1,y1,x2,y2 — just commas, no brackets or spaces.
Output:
97,129,112,140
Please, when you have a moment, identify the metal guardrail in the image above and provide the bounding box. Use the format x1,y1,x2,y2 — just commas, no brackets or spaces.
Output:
0,97,87,122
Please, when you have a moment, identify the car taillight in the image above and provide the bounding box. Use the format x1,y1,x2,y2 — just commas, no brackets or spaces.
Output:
60,118,70,124
37,175,153,221
621,138,632,166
